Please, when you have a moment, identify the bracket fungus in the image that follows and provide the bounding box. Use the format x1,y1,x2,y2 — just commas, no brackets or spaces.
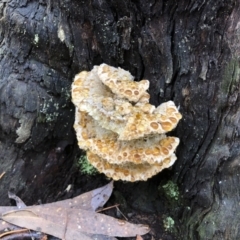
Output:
72,64,182,182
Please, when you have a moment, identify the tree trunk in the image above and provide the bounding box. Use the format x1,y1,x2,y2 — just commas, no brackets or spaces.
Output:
0,0,240,239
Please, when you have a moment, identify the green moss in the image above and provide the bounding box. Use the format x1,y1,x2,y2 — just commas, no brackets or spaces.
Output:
77,154,97,175
34,34,39,44
221,59,240,96
37,98,60,123
163,216,175,232
161,180,179,201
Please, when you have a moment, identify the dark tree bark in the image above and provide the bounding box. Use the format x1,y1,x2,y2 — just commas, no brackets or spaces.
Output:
0,0,240,239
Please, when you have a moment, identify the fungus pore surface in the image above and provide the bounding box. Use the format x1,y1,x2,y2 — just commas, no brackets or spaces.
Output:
72,63,182,181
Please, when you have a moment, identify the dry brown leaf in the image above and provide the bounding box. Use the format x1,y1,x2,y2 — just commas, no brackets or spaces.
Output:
2,206,149,238
8,191,26,208
0,181,150,239
0,181,114,234
1,209,91,240
43,180,114,211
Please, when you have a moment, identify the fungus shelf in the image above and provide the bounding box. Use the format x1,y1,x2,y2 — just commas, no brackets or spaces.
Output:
72,64,182,181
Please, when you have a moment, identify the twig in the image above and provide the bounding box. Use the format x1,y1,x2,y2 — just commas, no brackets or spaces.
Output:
96,204,120,213
96,204,128,221
0,172,6,180
0,228,28,238
116,206,128,221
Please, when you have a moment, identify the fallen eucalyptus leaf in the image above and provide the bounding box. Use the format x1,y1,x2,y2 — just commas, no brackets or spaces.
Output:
8,191,26,208
2,209,91,240
0,181,150,239
2,206,149,238
49,180,114,211
31,180,113,212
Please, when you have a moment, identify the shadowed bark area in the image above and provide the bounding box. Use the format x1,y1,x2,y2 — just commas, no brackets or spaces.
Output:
0,0,240,239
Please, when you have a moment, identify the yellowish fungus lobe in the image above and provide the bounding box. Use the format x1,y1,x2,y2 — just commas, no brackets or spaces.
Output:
72,63,182,181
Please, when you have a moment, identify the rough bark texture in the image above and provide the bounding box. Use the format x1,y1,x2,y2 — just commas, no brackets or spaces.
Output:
0,0,240,239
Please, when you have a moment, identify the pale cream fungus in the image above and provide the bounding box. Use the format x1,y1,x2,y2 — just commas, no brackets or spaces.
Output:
72,64,182,181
